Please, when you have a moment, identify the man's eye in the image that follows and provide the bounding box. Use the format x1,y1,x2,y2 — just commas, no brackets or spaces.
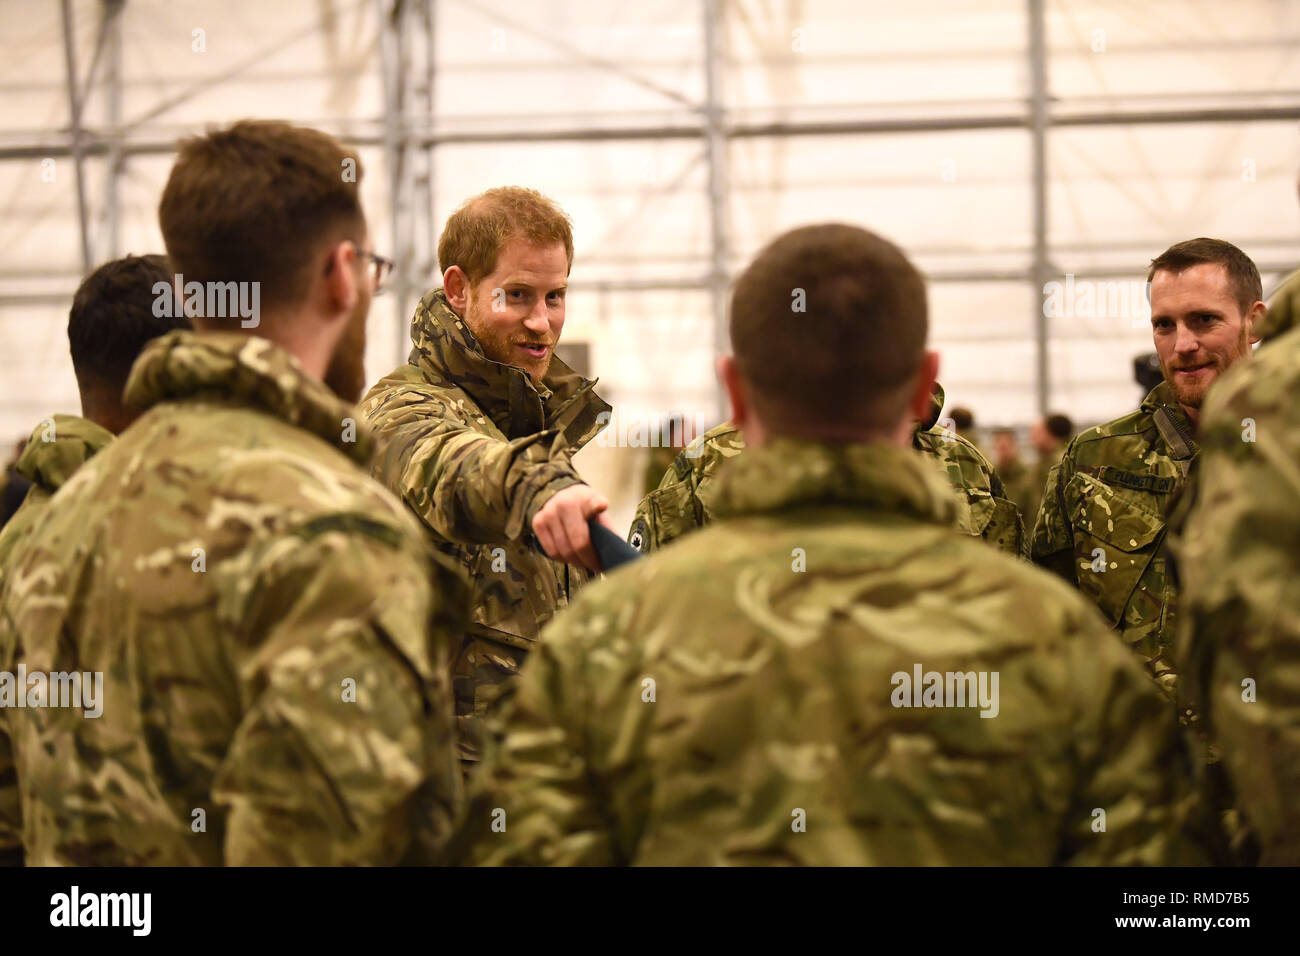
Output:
548,292,564,302
509,290,524,299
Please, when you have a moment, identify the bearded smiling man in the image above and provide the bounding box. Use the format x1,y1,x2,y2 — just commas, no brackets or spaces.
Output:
359,186,613,764
1031,238,1265,701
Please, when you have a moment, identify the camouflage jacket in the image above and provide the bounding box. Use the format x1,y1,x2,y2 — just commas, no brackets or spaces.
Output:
1177,324,1300,864
629,386,1023,558
1258,266,1299,344
1030,381,1198,698
455,438,1205,865
0,415,113,583
358,288,610,762
0,331,464,865
0,414,112,862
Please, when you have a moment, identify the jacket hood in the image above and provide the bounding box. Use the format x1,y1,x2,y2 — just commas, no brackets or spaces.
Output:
15,414,114,493
408,288,610,448
123,330,374,465
712,437,958,527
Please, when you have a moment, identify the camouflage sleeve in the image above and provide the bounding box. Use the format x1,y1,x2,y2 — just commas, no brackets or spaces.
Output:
1177,361,1300,863
364,385,585,548
1058,602,1211,865
211,519,465,865
453,594,644,865
1029,442,1078,582
0,594,20,865
628,457,702,552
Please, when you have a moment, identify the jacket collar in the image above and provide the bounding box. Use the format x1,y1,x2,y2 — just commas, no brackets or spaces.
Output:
407,288,610,446
123,330,374,465
712,437,958,526
1140,380,1198,458
16,414,114,493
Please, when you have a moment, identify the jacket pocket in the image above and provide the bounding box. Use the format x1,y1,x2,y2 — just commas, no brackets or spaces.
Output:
640,477,703,550
1063,473,1166,625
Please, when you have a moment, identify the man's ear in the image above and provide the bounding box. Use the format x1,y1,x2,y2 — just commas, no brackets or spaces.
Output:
444,266,470,314
323,239,360,315
1247,300,1267,345
717,354,749,429
908,350,941,423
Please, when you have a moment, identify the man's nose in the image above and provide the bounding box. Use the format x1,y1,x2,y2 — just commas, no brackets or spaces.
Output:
523,305,550,334
1173,323,1200,353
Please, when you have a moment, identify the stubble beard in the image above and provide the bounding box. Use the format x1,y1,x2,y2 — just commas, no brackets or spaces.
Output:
465,294,553,384
1163,328,1252,410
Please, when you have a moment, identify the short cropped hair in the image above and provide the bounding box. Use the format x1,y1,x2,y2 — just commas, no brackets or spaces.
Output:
1147,238,1262,316
438,187,574,285
730,223,928,436
158,120,364,317
949,407,974,431
1044,413,1074,441
68,254,187,391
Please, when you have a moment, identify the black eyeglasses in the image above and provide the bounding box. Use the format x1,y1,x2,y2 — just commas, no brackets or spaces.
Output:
325,247,393,293
360,251,394,293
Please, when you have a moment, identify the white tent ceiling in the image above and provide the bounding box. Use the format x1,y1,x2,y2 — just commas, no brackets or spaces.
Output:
2,0,1298,523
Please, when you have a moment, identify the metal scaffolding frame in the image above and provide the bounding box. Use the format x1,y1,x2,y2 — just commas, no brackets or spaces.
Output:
5,0,1300,416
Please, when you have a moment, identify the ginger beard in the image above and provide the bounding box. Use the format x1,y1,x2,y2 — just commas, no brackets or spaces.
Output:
462,284,556,383
1159,324,1251,411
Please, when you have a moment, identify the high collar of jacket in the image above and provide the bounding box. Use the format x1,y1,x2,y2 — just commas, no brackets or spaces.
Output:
711,437,959,526
408,288,611,446
922,381,946,431
1140,380,1198,445
16,414,114,493
123,330,374,465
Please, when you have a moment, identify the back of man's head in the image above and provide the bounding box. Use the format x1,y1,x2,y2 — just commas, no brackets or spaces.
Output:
729,223,928,438
158,120,365,324
949,407,974,432
68,253,187,432
1044,413,1073,442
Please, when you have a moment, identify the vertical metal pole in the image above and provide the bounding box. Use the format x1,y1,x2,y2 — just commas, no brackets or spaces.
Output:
60,0,93,273
377,0,410,356
105,0,124,260
702,0,731,423
1028,0,1050,416
423,0,437,280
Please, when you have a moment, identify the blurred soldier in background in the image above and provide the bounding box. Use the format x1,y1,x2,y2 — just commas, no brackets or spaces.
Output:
629,380,1023,558
0,120,464,865
1022,413,1073,524
1031,239,1265,700
641,412,693,498
0,254,185,582
455,223,1205,866
359,187,612,765
948,405,973,436
991,427,1030,519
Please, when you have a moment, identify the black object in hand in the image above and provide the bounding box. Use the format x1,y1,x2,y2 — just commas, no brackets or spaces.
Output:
588,518,642,572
